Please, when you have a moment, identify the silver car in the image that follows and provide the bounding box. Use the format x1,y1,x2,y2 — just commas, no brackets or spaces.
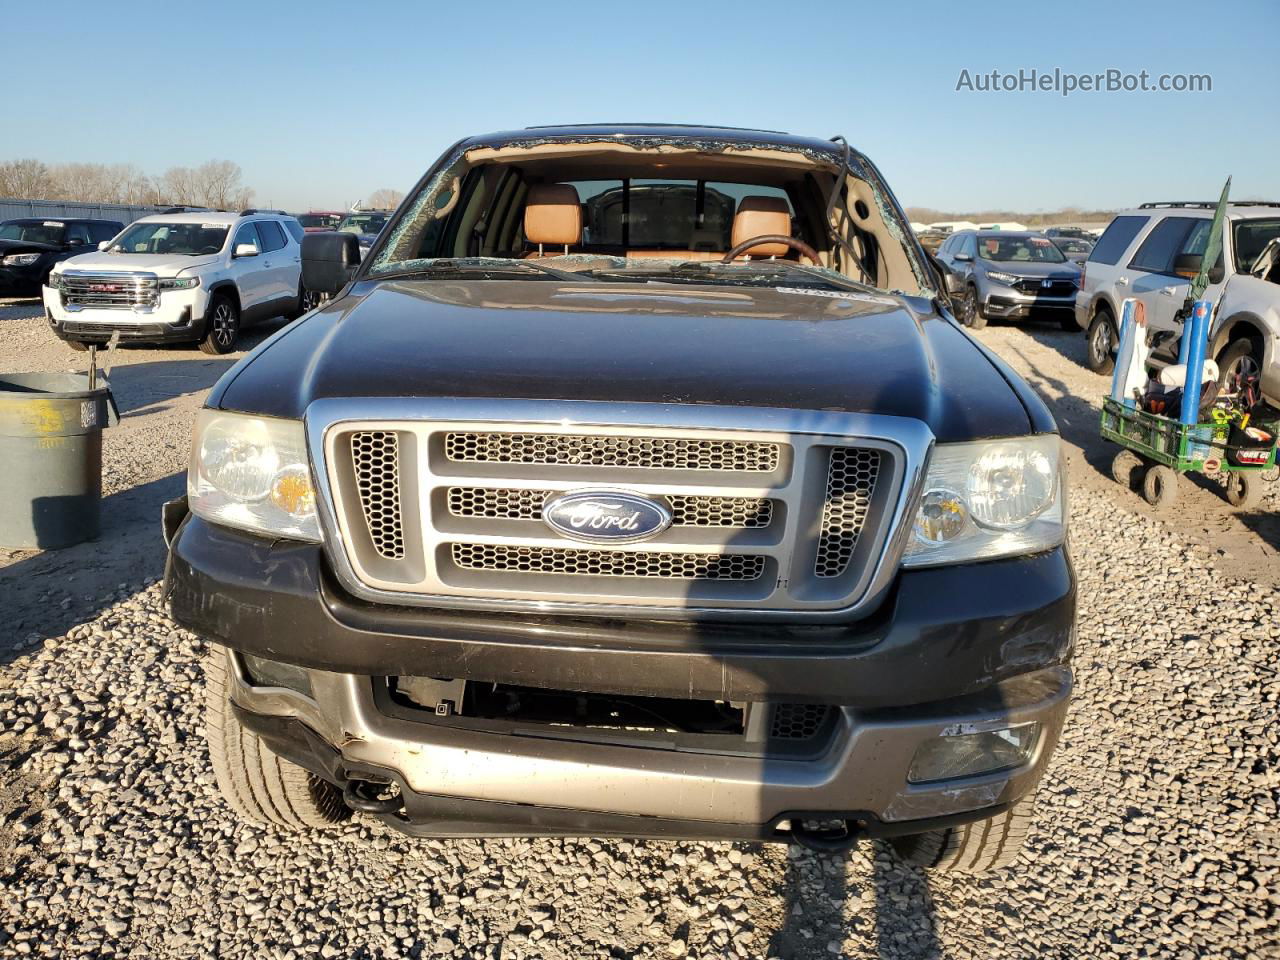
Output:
935,230,1081,330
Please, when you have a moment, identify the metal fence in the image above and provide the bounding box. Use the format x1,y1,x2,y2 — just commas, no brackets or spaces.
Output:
0,197,169,225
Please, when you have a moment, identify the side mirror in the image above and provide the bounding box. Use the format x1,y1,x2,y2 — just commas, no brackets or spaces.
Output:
65,237,84,247
954,252,972,263
97,240,111,251
302,232,361,296
233,243,260,259
1208,260,1226,284
1172,253,1202,279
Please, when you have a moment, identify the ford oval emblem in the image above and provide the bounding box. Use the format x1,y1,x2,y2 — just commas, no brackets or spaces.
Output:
543,491,672,544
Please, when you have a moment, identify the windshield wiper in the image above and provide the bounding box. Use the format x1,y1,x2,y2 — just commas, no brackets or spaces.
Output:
372,258,591,283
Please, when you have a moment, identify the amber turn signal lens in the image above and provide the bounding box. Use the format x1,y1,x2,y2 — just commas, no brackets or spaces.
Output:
270,467,316,518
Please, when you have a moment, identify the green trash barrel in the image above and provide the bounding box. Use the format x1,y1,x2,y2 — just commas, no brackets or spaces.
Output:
0,372,117,549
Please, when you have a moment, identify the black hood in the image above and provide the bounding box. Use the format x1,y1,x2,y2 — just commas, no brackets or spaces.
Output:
0,238,60,256
213,278,1036,443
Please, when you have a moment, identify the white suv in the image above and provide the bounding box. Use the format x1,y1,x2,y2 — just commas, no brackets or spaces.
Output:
45,209,307,354
1074,201,1280,406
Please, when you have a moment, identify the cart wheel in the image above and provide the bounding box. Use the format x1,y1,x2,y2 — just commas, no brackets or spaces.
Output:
1110,450,1143,489
1224,472,1263,510
1142,465,1179,507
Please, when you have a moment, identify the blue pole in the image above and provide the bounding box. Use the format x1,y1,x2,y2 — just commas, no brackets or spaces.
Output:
1179,300,1211,425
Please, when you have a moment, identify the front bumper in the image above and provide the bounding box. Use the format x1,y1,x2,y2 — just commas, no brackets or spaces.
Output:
227,647,1070,839
165,502,1075,839
983,285,1076,319
42,284,209,344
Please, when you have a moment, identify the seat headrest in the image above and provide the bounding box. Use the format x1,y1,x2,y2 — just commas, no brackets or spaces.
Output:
731,196,792,257
524,184,582,248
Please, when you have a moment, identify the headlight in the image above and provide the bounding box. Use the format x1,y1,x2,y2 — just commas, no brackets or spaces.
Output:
3,253,42,267
188,410,321,541
902,435,1064,567
986,270,1020,285
158,276,200,290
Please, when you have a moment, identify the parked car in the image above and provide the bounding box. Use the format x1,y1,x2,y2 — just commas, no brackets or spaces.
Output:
1044,226,1097,242
1051,236,1094,265
935,230,1081,330
295,211,345,233
1074,201,1280,402
336,210,392,258
916,229,949,254
164,123,1073,872
43,209,306,354
0,218,122,297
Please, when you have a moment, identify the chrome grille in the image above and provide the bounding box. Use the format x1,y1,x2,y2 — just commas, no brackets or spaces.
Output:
451,544,766,580
351,431,405,560
444,431,779,471
315,401,920,620
447,486,773,528
815,447,881,578
60,271,156,309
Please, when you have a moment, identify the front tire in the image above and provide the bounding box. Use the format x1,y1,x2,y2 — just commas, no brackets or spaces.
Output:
960,285,988,330
1217,337,1263,393
204,648,350,830
1087,311,1117,374
1224,472,1263,510
199,295,240,355
890,795,1036,872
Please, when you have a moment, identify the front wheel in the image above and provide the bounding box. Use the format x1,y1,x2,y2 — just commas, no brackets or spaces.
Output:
1217,337,1262,393
199,295,240,355
1224,472,1263,510
1142,464,1179,507
890,795,1036,872
960,286,987,330
204,648,350,830
1087,312,1117,374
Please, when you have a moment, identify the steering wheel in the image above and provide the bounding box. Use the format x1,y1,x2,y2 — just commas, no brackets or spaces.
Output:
722,235,821,265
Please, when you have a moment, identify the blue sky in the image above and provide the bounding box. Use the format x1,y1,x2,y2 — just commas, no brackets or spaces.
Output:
4,0,1276,213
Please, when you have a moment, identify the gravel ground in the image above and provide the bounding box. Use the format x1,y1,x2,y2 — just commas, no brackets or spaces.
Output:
1,301,1278,958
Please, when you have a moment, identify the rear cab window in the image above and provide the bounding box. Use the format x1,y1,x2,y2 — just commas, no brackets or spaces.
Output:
1088,215,1149,265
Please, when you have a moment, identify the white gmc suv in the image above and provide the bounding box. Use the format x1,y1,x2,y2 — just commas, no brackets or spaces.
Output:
45,209,308,354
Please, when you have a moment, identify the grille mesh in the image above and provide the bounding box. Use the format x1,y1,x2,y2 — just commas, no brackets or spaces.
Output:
447,487,773,528
351,431,405,560
450,544,765,580
444,432,779,472
770,704,833,740
814,447,881,578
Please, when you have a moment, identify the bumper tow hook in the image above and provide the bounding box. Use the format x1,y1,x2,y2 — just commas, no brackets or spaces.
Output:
342,779,405,815
788,819,862,854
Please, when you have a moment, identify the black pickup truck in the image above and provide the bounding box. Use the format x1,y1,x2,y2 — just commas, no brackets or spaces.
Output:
164,125,1074,871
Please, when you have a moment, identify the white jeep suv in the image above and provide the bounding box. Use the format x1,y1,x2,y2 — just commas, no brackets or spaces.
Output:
45,209,307,354
1075,201,1280,406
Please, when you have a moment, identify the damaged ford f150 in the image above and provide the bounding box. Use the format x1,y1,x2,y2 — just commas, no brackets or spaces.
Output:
163,124,1074,871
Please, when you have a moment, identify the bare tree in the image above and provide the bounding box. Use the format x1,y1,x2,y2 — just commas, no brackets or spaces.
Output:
0,159,53,198
194,160,253,210
365,188,405,210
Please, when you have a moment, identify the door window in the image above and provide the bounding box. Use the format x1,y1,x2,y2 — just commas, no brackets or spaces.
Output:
89,222,120,244
960,234,976,259
232,223,261,254
1128,217,1198,274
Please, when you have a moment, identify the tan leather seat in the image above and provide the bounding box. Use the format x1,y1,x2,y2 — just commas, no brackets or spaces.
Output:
730,196,792,257
523,184,582,257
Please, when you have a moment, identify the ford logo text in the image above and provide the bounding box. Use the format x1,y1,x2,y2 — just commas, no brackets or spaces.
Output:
542,491,672,544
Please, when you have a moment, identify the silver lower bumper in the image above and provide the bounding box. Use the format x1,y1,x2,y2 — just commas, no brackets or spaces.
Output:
227,652,1071,829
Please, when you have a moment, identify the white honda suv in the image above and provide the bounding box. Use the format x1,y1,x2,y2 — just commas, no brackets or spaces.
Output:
45,209,307,354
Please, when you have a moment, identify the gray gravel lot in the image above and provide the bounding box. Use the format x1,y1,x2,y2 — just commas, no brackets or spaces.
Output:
1,301,1277,958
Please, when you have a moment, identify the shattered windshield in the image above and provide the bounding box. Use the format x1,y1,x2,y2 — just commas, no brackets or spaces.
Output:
364,135,936,297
